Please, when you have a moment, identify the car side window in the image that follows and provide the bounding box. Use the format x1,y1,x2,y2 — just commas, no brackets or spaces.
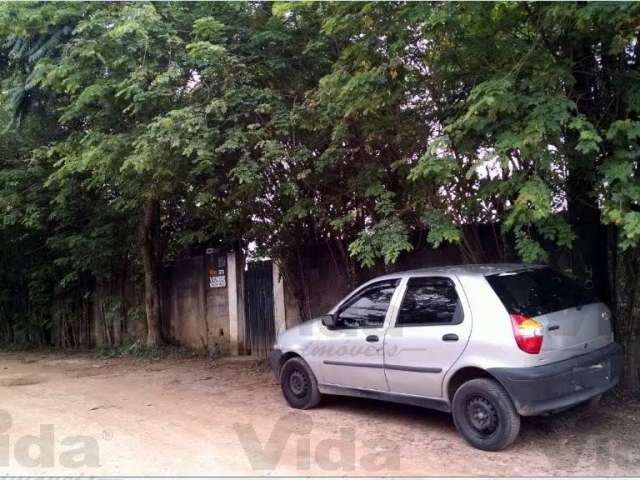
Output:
335,280,399,329
396,277,463,326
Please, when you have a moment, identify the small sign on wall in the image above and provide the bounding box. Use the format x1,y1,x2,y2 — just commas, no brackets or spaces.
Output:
209,268,226,288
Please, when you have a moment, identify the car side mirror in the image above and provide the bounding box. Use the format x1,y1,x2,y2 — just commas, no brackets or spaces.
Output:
320,314,336,329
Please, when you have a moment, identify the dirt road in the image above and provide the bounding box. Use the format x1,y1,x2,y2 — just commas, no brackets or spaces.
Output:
0,352,638,476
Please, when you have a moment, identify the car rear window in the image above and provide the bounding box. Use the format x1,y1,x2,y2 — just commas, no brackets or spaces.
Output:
485,267,598,317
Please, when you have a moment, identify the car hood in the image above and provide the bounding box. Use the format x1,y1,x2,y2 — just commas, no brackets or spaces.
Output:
275,317,323,349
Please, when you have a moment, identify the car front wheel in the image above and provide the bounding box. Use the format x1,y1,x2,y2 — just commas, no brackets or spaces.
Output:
279,357,321,409
452,378,520,451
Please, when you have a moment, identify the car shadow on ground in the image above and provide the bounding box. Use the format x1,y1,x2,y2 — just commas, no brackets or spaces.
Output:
318,394,456,432
313,392,636,454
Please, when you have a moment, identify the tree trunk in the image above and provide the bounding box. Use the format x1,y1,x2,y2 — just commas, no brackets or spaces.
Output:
561,28,614,302
140,198,163,347
294,246,312,321
611,239,640,394
334,237,358,290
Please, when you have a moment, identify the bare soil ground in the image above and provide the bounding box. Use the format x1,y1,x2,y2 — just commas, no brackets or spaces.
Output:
0,351,638,476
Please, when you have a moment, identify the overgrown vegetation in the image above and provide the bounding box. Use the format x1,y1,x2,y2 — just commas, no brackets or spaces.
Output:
1,2,640,392
96,338,203,360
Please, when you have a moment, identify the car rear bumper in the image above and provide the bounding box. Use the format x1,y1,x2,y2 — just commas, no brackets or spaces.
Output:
489,342,623,416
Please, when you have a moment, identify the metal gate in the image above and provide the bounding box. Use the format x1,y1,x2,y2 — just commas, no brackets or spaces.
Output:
244,260,275,358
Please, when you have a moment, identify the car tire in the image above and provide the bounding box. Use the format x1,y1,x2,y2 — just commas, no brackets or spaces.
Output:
280,357,321,409
452,378,520,451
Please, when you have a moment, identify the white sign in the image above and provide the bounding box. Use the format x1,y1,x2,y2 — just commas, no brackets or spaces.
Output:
209,275,226,288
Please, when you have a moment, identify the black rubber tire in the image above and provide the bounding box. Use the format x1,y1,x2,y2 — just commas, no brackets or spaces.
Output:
280,357,321,409
452,378,520,451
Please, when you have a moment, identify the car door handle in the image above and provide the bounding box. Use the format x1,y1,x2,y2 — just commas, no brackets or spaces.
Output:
442,333,459,342
366,335,379,343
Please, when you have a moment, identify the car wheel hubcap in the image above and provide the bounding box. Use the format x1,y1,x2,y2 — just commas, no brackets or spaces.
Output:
289,370,308,397
466,396,498,436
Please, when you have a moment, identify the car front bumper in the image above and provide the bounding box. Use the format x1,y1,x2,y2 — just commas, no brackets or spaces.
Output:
489,342,623,416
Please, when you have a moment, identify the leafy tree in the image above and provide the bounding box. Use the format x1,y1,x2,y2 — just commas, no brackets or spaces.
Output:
416,2,640,391
319,1,640,390
2,1,640,393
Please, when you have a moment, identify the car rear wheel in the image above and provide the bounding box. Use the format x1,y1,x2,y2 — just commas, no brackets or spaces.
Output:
452,378,520,451
280,357,321,409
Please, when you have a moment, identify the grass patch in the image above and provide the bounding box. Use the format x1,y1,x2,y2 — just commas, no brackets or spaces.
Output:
96,338,205,360
0,343,55,353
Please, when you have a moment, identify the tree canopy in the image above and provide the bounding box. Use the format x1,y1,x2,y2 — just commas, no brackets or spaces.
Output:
1,2,639,390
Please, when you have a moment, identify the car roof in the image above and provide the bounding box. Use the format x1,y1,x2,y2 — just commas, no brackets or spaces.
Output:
370,263,545,282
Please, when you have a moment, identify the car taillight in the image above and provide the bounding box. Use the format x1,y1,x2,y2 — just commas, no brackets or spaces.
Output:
510,314,544,354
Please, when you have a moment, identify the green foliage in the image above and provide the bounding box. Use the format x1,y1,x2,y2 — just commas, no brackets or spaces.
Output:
424,212,461,248
514,230,549,263
349,218,412,268
408,139,457,184
1,1,640,347
600,119,640,250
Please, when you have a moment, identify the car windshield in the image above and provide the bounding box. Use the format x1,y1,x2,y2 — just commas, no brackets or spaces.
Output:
485,267,599,317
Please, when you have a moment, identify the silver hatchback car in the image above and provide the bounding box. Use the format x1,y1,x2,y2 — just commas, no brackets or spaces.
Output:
270,264,623,451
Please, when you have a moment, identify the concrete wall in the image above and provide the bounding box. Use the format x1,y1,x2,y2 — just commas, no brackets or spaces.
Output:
282,244,352,328
158,242,463,351
158,241,471,353
90,224,604,352
204,253,230,355
163,256,209,350
162,251,236,354
283,270,302,329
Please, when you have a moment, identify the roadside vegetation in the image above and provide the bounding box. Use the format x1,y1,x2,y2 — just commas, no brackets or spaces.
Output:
1,2,640,393
95,338,201,360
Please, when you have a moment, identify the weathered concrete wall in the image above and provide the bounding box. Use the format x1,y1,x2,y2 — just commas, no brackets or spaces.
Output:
162,252,232,354
164,256,208,350
204,254,230,355
157,238,484,352
283,276,301,329
132,236,486,351
280,244,349,329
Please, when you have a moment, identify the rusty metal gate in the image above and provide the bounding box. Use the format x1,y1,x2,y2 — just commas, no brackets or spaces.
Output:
244,260,275,358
